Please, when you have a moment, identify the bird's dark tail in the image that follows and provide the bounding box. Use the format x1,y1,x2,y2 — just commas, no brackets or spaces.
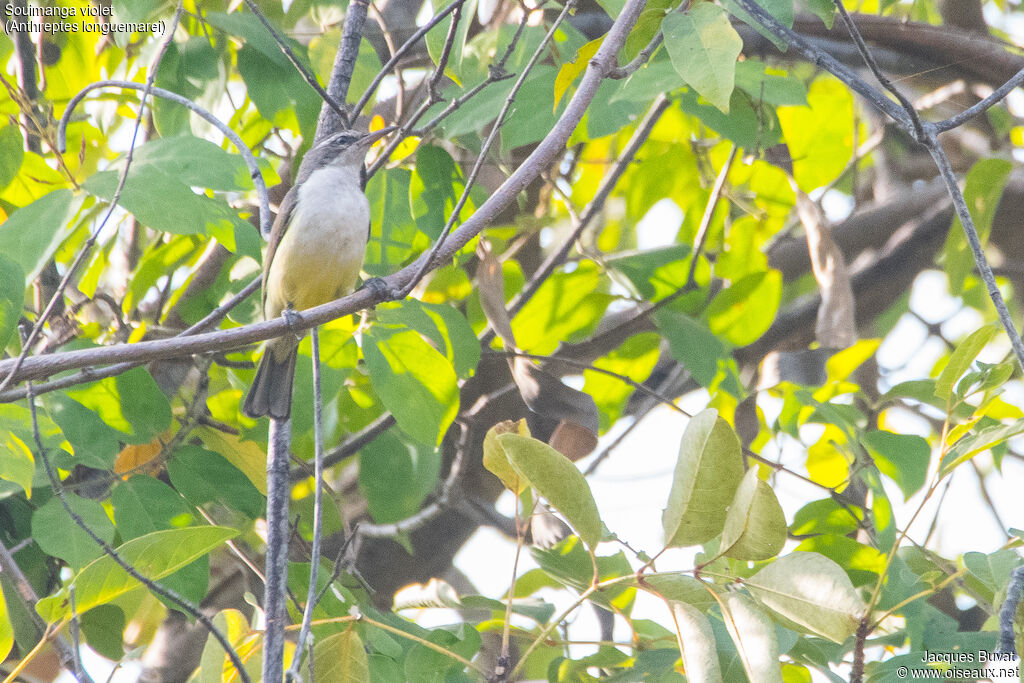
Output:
243,346,297,420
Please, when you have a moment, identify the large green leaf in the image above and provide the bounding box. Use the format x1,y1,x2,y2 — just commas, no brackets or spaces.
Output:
663,5,743,113
364,326,459,446
662,409,744,547
745,552,865,643
495,433,603,549
46,395,121,470
36,526,238,622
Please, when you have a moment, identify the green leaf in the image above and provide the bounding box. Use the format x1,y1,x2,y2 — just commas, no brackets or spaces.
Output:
511,262,611,354
861,430,930,500
130,136,256,192
482,420,529,494
359,431,441,524
583,332,661,431
662,409,744,547
365,168,417,276
313,629,370,682
734,61,806,106
655,309,733,390
721,592,783,683
364,326,459,446
79,604,125,660
707,270,782,346
46,395,121,470
720,468,787,561
495,433,603,549
0,429,33,498
934,323,998,402
745,552,865,643
778,77,854,192
111,476,193,539
941,417,1024,475
36,526,238,623
663,5,743,113
0,126,24,191
83,164,249,238
790,498,863,537
670,601,723,683
943,158,1013,294
410,145,463,241
377,300,480,378
425,0,479,83
32,495,115,570
798,0,836,27
0,254,23,352
0,189,81,284
167,446,265,518
116,367,172,444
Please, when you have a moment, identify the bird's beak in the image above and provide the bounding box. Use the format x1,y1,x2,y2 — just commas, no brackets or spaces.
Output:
363,125,398,145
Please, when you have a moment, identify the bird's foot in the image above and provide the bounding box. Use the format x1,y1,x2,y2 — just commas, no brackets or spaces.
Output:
282,307,304,340
362,277,401,301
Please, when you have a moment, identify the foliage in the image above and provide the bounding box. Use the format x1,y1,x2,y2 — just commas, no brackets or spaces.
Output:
1,0,1023,680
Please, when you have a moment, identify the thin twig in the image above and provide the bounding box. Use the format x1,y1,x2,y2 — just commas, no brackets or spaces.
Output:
997,565,1024,654
924,129,1024,369
0,541,93,683
286,328,326,681
609,32,663,79
934,65,1024,133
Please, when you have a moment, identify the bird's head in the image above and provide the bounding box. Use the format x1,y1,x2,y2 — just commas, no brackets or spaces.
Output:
312,126,395,172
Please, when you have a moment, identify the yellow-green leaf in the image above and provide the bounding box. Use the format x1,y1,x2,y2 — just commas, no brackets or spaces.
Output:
496,433,603,549
662,410,744,547
37,526,238,623
720,468,787,561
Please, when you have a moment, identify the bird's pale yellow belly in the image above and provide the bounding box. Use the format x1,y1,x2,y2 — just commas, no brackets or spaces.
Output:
264,170,369,321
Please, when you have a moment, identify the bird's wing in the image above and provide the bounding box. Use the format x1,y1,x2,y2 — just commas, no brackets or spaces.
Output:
262,184,299,311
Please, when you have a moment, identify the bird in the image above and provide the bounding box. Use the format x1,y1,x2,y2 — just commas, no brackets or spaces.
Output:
243,126,393,420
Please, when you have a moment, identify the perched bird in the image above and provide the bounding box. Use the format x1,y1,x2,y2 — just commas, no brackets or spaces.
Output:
243,127,392,420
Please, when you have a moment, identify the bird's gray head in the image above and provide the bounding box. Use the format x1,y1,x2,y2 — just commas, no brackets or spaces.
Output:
308,127,393,172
